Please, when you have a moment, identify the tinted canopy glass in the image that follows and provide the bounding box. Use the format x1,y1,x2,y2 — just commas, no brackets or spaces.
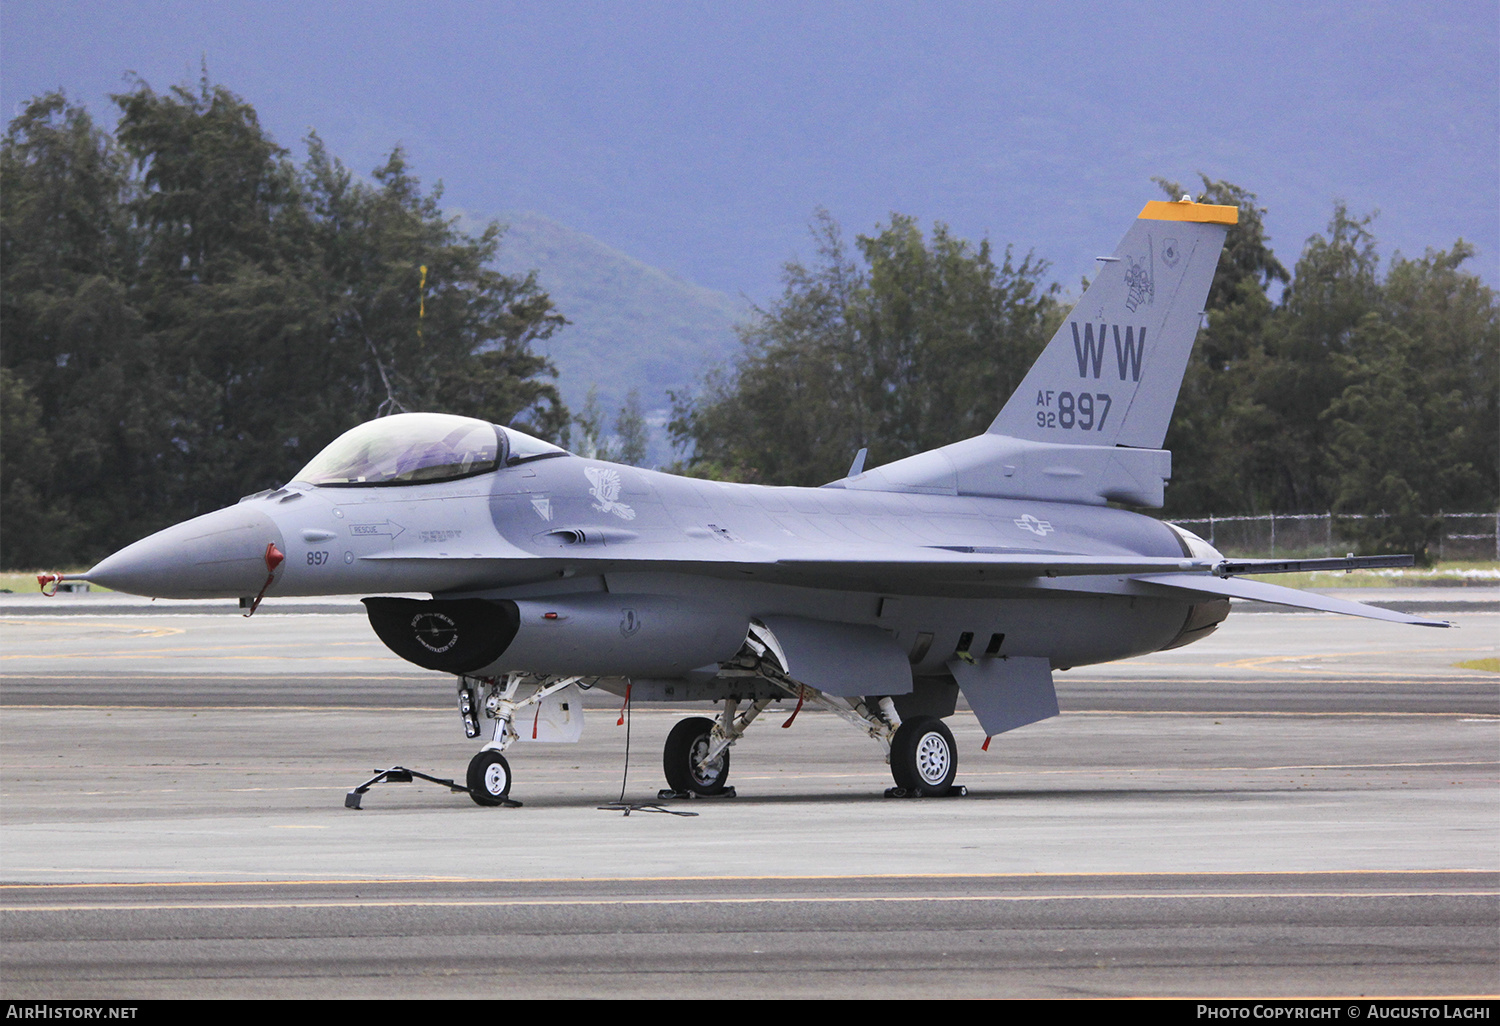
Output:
295,413,505,486
500,425,568,462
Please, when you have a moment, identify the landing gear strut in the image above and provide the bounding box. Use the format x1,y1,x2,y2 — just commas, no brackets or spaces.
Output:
459,673,585,807
659,696,775,798
720,627,967,797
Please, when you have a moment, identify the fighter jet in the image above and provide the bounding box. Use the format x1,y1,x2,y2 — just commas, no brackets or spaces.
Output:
63,198,1447,805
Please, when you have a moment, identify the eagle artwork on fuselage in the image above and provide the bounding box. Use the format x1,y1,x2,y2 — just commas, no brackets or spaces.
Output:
62,198,1448,806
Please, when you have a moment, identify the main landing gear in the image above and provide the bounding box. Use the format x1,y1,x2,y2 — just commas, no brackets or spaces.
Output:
723,622,965,798
663,717,729,796
658,697,772,798
655,678,965,799
888,715,960,796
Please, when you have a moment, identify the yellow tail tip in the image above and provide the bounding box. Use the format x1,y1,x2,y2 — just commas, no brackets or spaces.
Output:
1138,199,1239,225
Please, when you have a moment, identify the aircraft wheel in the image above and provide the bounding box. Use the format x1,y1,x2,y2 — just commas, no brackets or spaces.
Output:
890,716,957,794
663,716,730,796
467,750,512,806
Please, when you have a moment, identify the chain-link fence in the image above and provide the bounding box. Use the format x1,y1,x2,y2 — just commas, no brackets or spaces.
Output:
1163,512,1499,560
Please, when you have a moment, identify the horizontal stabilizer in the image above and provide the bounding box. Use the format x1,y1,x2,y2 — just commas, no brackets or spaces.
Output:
1134,573,1451,627
1214,555,1415,576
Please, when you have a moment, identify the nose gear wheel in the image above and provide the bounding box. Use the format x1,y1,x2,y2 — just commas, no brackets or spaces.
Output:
467,750,513,806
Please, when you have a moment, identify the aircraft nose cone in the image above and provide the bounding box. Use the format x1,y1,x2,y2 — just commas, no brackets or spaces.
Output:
86,505,285,599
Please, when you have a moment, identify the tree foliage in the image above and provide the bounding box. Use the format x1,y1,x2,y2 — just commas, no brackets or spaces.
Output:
1155,178,1498,558
1153,176,1290,514
1321,243,1498,558
670,212,1058,485
567,384,650,466
1,82,566,569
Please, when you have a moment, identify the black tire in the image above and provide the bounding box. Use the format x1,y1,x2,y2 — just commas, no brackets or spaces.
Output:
890,716,957,794
663,716,730,796
467,749,511,806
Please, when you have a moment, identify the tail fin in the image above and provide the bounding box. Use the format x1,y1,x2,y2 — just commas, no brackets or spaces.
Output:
837,200,1235,507
987,199,1235,449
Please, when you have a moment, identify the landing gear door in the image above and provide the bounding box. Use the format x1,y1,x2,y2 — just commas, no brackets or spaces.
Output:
517,683,585,743
947,656,1058,736
756,616,913,697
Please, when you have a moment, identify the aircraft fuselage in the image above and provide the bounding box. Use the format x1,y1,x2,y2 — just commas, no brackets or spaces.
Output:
88,451,1222,683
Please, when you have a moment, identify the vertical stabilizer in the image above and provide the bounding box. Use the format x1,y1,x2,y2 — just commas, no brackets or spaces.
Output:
988,199,1235,449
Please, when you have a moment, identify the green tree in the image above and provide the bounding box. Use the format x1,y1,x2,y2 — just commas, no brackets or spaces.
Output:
109,76,325,521
1323,316,1449,560
1254,204,1384,512
0,92,149,562
299,139,568,440
565,385,649,465
0,79,569,570
614,388,649,467
115,73,297,283
671,212,1057,485
569,383,612,459
1377,242,1499,512
1154,183,1497,554
1153,177,1290,516
0,367,72,566
1323,243,1498,558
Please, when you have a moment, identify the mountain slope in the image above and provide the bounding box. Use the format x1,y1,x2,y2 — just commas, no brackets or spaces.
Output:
488,211,747,438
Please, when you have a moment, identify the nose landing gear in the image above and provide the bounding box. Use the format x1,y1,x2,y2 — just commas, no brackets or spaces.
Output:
460,673,586,807
466,749,514,806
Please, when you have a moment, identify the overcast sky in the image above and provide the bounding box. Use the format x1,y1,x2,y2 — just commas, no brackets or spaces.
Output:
4,0,1496,301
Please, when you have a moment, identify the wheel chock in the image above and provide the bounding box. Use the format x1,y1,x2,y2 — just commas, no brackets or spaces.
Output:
657,786,738,800
883,784,968,799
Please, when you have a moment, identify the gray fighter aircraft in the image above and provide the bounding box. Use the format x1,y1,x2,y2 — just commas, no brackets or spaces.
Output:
65,198,1447,805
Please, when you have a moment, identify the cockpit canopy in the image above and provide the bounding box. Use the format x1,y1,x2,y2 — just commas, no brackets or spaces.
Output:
293,412,566,487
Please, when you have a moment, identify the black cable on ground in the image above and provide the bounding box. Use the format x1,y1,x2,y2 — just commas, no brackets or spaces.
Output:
598,683,698,817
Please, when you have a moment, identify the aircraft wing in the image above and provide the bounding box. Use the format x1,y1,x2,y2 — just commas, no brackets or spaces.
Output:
771,552,1209,582
369,548,1448,628
366,547,1212,592
1131,573,1451,627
